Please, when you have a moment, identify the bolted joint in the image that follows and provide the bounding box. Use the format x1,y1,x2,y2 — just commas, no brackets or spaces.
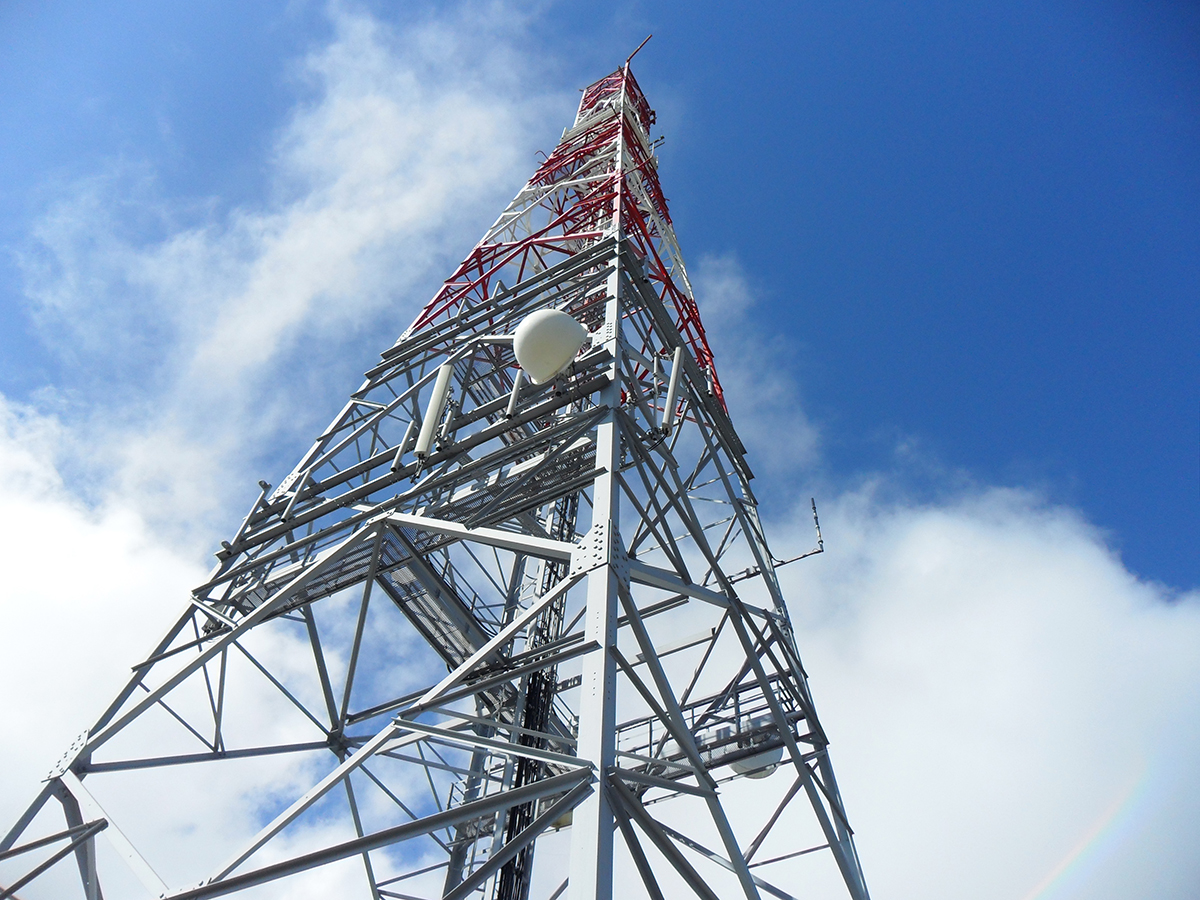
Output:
46,730,90,781
569,521,630,586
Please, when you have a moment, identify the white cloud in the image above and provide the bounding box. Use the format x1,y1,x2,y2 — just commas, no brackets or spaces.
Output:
0,395,206,819
0,403,463,900
768,484,1200,900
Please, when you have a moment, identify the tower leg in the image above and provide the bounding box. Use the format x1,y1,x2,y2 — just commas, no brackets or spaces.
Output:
58,785,102,900
567,408,620,900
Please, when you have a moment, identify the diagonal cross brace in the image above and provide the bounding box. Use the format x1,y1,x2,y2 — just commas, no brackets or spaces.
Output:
84,525,379,756
168,770,595,900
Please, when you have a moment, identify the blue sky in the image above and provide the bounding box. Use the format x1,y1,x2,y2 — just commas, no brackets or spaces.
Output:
0,2,1197,899
651,1,1199,589
1,0,1196,587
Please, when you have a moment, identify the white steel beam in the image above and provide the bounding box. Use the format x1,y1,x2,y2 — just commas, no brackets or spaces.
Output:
387,512,575,561
59,770,168,896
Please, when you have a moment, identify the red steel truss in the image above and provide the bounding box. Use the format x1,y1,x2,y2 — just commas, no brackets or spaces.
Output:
403,65,726,408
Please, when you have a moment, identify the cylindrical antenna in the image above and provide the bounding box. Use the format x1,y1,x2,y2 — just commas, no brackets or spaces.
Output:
626,34,652,68
506,368,525,418
390,418,417,472
811,497,824,552
438,396,460,447
661,345,684,433
414,363,454,459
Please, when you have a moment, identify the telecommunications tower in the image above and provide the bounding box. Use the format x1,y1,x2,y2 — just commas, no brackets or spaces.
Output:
1,62,870,900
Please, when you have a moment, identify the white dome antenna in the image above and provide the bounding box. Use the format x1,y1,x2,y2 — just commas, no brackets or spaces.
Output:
512,308,588,384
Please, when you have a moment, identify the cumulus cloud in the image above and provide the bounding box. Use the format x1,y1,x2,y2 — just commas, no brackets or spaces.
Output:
0,401,463,900
762,483,1200,900
0,395,204,833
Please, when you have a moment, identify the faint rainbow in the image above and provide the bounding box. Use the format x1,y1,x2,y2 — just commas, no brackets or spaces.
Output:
1018,761,1151,900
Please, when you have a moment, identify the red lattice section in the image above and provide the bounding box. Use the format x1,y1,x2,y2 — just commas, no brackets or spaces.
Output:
404,66,725,408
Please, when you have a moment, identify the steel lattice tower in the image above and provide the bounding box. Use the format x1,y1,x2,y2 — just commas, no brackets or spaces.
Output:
1,63,870,900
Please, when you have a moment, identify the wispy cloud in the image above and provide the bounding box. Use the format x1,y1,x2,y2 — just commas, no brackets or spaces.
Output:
15,3,570,548
693,253,821,480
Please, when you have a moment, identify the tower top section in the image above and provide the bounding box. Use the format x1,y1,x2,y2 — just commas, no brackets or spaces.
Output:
575,65,655,143
403,65,725,409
